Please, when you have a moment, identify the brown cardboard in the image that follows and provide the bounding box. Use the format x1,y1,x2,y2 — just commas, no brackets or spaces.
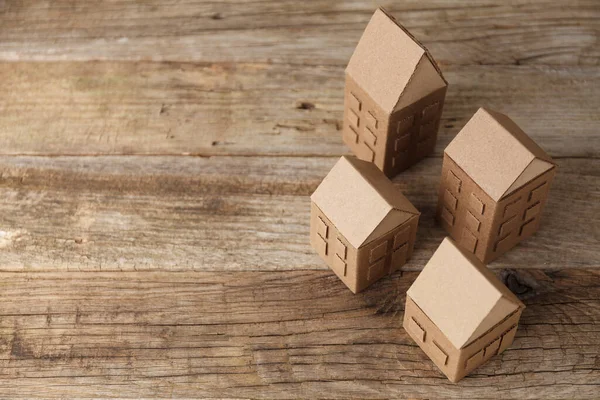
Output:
437,108,557,263
343,7,448,178
403,237,525,382
310,156,420,293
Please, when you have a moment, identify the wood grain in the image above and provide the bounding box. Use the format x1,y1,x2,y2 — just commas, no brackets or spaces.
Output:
0,268,598,398
1,0,599,397
1,1,598,66
0,62,599,157
0,155,597,272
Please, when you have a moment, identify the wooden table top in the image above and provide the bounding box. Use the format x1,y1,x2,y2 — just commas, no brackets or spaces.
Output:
0,1,598,398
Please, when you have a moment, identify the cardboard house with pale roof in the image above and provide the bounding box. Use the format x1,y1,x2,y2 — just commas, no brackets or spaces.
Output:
404,237,525,382
343,7,448,177
437,107,557,263
310,156,420,293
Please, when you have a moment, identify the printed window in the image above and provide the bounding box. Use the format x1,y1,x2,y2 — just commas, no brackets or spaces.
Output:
366,111,378,129
367,258,386,281
349,92,361,112
443,189,458,211
519,218,537,237
316,216,328,239
335,237,347,260
469,193,485,215
461,228,478,253
431,341,448,366
347,125,359,144
421,102,440,123
446,170,462,194
393,226,411,249
498,216,517,237
332,254,347,277
441,206,455,227
523,201,541,221
529,181,548,203
503,196,522,218
397,115,414,135
498,325,518,354
348,109,360,128
465,211,481,233
370,241,388,263
465,349,484,370
407,316,426,342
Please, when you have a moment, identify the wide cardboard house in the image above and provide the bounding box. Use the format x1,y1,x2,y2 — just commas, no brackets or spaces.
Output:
310,156,420,293
343,7,448,177
404,237,525,382
437,108,557,263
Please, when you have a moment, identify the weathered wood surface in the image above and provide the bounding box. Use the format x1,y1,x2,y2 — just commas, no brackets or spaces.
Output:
0,268,598,398
0,155,597,272
1,1,599,66
1,62,599,157
1,0,599,397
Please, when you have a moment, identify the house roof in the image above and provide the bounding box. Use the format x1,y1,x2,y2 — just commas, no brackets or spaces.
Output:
345,7,447,115
407,237,524,350
445,108,556,202
310,156,419,249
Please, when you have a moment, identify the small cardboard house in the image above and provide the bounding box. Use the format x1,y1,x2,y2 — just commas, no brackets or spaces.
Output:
437,108,557,263
343,7,448,178
404,237,525,383
310,156,420,293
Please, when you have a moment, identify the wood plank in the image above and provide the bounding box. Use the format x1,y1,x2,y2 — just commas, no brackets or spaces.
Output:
1,62,599,157
1,1,598,66
0,268,597,398
0,155,596,272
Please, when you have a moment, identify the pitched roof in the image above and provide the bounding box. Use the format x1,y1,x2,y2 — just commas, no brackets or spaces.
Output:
310,156,419,249
345,8,447,115
407,237,524,350
445,108,556,201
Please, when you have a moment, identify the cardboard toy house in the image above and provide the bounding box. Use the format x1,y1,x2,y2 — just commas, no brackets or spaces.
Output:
437,108,557,264
310,156,420,293
404,237,525,383
343,7,448,178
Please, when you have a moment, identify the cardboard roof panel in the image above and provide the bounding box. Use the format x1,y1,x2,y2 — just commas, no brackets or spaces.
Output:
394,54,447,112
346,8,446,114
444,108,555,201
311,156,418,249
407,237,523,349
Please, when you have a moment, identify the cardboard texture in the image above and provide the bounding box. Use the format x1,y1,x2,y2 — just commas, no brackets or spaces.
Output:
343,7,448,178
437,108,557,263
310,156,420,293
404,237,525,382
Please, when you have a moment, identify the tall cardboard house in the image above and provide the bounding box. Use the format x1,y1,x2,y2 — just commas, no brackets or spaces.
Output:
343,8,448,178
310,156,420,293
404,237,525,383
437,108,557,263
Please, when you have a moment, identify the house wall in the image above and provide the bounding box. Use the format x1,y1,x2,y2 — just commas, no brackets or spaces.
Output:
404,295,524,383
436,154,498,263
343,75,447,178
310,202,359,293
384,87,447,176
343,75,389,172
486,167,557,263
354,215,418,293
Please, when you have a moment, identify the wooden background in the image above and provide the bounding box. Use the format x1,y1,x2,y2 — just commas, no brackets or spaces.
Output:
0,0,599,398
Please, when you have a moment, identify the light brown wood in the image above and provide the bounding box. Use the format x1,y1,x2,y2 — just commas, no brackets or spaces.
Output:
1,1,598,66
0,155,596,272
1,0,599,397
0,62,598,157
0,268,598,398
